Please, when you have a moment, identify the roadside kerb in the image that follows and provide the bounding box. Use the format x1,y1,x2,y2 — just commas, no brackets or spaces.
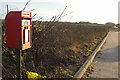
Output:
74,32,110,78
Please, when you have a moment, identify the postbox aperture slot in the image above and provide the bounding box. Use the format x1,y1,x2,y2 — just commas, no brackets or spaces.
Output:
22,18,31,20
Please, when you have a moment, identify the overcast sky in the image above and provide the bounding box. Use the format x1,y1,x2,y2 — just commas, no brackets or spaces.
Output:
1,0,120,24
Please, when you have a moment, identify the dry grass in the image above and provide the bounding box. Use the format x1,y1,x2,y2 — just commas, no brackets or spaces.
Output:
2,21,109,78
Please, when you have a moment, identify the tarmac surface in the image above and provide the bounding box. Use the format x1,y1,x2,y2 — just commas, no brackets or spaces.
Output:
88,32,119,78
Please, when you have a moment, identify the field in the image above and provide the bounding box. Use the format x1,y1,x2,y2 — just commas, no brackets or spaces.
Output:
2,20,109,78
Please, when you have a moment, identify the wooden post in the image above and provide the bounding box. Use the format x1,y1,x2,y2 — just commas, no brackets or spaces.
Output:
7,4,8,14
17,49,22,79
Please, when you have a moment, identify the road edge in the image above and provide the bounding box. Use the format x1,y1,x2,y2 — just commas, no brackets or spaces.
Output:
74,32,110,78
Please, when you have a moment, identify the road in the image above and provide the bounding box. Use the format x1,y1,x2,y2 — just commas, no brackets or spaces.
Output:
88,32,119,78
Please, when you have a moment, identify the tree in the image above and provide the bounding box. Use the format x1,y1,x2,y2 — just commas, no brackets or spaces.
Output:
105,22,115,28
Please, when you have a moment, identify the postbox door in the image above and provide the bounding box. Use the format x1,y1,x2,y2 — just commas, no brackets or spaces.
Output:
22,19,31,50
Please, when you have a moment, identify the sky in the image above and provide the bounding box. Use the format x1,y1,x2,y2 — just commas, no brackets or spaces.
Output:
1,0,120,24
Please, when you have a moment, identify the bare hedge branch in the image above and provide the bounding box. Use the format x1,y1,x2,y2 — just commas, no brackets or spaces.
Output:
23,0,31,11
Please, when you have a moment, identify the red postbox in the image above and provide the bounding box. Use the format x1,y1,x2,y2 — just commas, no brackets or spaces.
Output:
5,11,32,50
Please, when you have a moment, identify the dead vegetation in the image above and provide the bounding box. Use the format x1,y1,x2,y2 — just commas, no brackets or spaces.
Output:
2,19,109,79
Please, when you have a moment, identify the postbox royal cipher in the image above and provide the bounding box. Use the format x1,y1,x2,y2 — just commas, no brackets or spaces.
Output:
5,11,32,50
